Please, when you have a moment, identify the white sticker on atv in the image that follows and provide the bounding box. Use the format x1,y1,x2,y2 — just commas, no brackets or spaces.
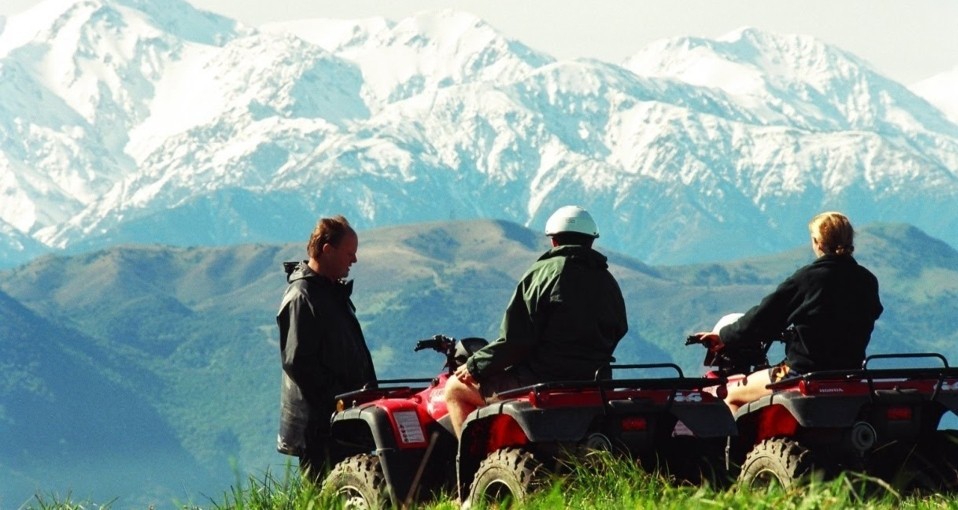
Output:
674,391,702,403
394,410,426,444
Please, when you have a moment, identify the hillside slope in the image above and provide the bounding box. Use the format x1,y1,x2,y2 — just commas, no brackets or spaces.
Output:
1,219,957,505
0,289,214,507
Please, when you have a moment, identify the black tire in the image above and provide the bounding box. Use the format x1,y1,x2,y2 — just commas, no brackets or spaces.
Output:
467,447,548,508
665,437,730,487
925,430,958,492
883,431,958,494
739,438,817,489
321,454,391,510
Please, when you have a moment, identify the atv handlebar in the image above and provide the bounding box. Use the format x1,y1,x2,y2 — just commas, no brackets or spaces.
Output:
414,334,456,354
415,334,460,376
414,334,488,376
685,329,785,376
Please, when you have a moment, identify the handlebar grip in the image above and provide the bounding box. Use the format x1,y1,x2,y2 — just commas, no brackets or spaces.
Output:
414,335,454,352
685,335,704,346
414,339,438,352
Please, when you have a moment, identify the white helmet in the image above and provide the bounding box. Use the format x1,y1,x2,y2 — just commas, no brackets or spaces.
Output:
712,313,744,334
544,205,599,238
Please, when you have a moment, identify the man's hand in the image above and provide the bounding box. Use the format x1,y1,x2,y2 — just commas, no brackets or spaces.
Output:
454,364,476,385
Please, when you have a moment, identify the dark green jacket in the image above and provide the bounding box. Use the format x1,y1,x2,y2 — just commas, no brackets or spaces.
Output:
467,245,628,382
276,261,376,456
720,254,883,373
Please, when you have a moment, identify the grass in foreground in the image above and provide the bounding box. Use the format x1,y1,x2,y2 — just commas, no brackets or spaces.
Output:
19,453,958,510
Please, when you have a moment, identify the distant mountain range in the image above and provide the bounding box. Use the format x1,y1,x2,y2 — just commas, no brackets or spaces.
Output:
1,0,958,269
2,219,958,506
913,65,958,124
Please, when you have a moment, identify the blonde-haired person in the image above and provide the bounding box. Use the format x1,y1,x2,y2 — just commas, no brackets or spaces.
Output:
692,212,883,414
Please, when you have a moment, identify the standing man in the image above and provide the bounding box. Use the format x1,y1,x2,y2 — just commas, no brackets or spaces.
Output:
444,205,629,437
276,215,376,480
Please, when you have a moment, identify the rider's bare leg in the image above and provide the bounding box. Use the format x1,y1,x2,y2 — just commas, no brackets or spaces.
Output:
724,369,773,414
444,376,486,438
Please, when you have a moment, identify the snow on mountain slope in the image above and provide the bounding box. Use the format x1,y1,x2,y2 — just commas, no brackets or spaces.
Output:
912,65,958,124
125,30,368,162
263,10,553,111
0,56,122,232
2,1,958,267
624,27,958,137
0,218,44,263
0,0,246,237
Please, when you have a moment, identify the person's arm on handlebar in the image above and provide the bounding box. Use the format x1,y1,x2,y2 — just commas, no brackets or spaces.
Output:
690,332,725,353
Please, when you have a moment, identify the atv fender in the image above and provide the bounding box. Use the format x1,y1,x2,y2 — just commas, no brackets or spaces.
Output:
455,401,591,502
468,400,595,443
330,403,442,507
670,400,738,438
736,392,862,429
738,391,958,430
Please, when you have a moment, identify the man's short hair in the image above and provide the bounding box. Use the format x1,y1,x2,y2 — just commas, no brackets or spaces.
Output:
307,215,354,260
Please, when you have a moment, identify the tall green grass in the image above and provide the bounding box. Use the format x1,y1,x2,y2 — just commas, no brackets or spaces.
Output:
18,454,958,510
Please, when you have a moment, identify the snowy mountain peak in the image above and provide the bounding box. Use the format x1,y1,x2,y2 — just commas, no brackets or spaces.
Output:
262,16,392,55
266,9,552,109
623,27,958,136
1,4,958,269
0,0,241,52
626,27,867,95
912,65,958,124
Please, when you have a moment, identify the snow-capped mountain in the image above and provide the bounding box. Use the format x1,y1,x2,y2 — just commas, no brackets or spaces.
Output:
912,66,958,124
1,0,957,268
262,10,554,111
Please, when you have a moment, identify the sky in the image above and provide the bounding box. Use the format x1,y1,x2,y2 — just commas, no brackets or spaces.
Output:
2,0,957,85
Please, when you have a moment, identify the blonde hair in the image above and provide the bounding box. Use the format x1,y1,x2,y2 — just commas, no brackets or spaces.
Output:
808,211,854,256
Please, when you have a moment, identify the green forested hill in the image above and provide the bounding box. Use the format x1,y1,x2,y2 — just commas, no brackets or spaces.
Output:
0,289,215,507
1,219,957,507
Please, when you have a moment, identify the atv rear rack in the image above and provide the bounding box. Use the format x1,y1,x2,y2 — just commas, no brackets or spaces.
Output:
494,363,727,412
765,353,958,402
335,378,436,407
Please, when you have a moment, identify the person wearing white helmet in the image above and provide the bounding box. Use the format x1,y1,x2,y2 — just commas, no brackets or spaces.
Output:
544,205,601,238
444,205,629,437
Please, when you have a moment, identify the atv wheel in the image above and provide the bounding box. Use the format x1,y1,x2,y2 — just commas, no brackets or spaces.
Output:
665,436,730,487
924,430,958,491
739,438,817,489
467,447,547,508
881,431,958,494
321,454,390,509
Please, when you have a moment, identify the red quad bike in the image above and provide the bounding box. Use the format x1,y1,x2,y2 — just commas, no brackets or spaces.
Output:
320,334,488,509
454,362,738,507
687,328,958,493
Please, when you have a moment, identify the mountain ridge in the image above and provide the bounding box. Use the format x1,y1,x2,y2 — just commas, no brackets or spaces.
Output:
1,1,957,269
